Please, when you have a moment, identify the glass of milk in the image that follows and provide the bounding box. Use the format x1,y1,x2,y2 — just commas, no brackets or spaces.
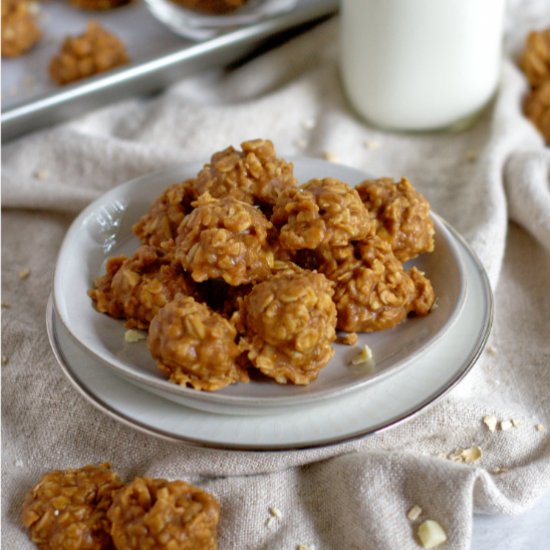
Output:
340,0,506,132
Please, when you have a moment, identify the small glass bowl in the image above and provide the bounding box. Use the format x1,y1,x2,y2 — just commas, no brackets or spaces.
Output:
144,0,297,41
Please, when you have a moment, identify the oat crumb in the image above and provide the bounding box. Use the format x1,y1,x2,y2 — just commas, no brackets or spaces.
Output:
265,516,276,528
487,345,498,355
337,332,358,346
535,423,546,432
466,150,478,162
303,118,316,130
364,139,381,150
124,329,147,343
18,268,30,280
417,519,447,548
1,355,8,366
447,447,482,464
511,418,521,428
407,505,423,521
483,415,498,432
500,420,513,431
269,506,282,519
350,344,373,365
323,150,339,163
1,302,12,309
296,545,315,550
34,169,49,181
492,467,508,474
461,446,483,464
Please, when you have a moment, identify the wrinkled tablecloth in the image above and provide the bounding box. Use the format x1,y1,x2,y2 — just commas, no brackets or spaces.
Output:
2,0,550,548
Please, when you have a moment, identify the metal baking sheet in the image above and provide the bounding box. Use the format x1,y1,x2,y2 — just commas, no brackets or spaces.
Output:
1,0,338,141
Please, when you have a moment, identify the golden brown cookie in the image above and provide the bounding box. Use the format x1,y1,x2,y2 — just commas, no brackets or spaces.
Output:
148,295,247,391
89,245,195,330
49,21,129,85
242,270,337,384
133,180,197,248
108,477,220,550
524,77,550,144
317,236,435,333
193,139,297,207
1,0,41,58
175,194,275,286
21,463,124,550
520,28,550,88
356,177,434,262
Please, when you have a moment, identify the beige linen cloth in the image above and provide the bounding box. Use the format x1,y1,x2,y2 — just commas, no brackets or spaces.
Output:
2,0,550,548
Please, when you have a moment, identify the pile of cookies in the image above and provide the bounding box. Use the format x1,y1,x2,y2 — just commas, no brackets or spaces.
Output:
22,463,219,550
1,0,129,85
520,27,550,144
89,139,436,392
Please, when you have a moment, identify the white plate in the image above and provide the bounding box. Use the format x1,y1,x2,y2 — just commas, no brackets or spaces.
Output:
53,159,466,415
47,224,492,450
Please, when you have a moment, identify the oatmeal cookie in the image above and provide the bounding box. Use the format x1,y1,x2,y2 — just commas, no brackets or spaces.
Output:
356,177,434,262
171,0,247,13
49,21,129,85
520,27,550,88
242,270,337,384
320,236,435,332
108,477,220,550
148,295,247,391
175,195,275,285
89,245,195,330
272,178,373,250
133,180,196,248
524,78,550,143
193,139,296,206
21,463,124,550
1,0,41,58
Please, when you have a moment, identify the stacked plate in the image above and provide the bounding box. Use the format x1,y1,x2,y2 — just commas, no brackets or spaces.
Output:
48,159,492,451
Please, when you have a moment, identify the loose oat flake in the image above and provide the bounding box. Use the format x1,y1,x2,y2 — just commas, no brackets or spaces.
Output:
447,447,482,464
265,516,276,529
407,505,422,521
269,506,282,519
511,418,521,428
124,329,147,343
18,268,30,280
350,345,373,365
34,169,49,181
483,415,498,432
296,545,315,550
364,139,381,150
536,424,546,432
323,151,339,163
500,420,513,431
461,447,482,464
417,519,447,548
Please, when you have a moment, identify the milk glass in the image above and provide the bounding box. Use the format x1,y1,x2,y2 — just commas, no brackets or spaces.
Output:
340,0,506,131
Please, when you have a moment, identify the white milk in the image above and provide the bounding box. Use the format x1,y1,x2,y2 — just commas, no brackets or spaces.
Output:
340,0,506,131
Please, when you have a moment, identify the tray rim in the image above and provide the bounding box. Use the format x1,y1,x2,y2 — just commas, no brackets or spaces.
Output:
1,0,338,141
